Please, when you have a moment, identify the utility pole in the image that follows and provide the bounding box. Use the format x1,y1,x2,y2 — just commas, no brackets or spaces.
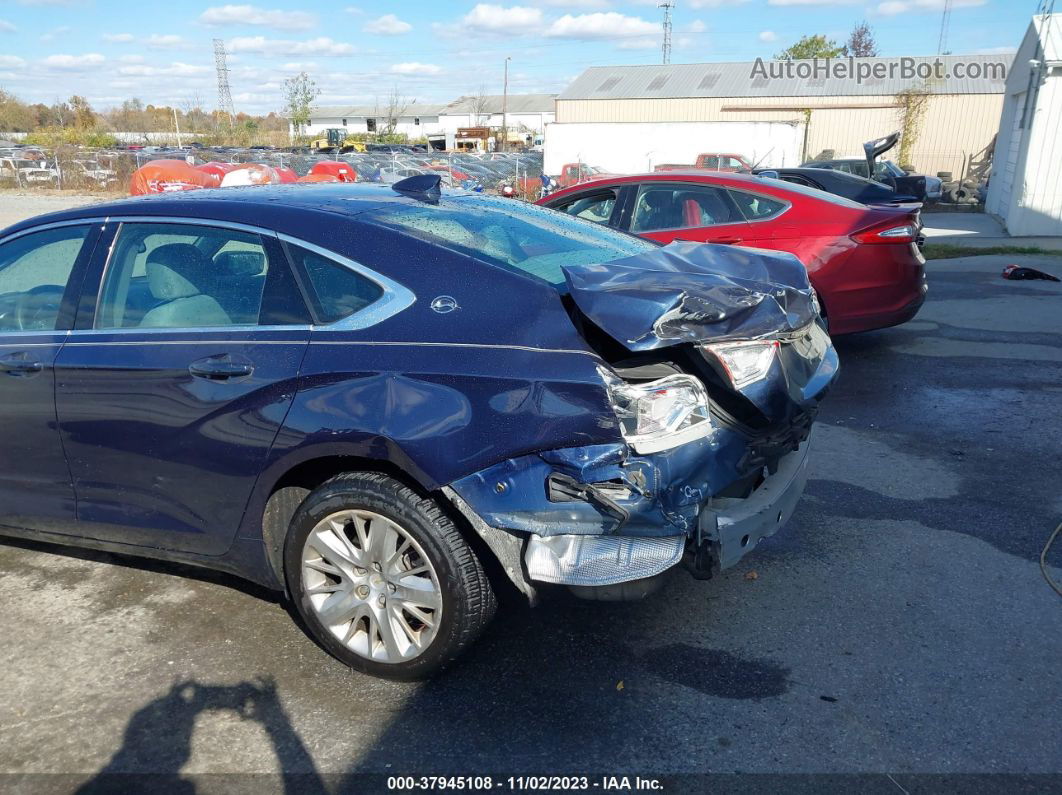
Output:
502,56,511,153
936,0,952,55
173,107,182,149
660,1,674,65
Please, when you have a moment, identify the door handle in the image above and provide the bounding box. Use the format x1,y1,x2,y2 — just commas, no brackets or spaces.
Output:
189,354,254,382
0,351,43,378
713,237,744,244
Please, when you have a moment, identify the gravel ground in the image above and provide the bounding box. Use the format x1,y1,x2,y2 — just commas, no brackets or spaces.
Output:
0,191,112,230
0,193,1059,792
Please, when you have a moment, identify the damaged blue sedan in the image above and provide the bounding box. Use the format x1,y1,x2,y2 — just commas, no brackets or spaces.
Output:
0,176,837,678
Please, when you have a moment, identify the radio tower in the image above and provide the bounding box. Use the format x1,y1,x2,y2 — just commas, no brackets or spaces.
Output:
660,1,674,65
213,38,236,124
936,0,952,55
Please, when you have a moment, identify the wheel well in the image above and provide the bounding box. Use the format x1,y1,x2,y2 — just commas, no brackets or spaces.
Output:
259,456,519,603
261,455,431,588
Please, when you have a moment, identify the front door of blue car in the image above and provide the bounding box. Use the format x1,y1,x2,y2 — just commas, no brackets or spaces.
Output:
53,220,312,555
0,222,100,534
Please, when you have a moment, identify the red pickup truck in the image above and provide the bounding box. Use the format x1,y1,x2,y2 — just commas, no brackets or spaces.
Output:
654,153,753,173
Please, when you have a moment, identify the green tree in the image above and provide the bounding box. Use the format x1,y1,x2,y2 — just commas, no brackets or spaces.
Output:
0,89,36,132
775,35,846,60
283,72,319,141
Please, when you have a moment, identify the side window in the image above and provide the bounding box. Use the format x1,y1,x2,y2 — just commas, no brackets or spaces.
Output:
551,191,617,225
728,190,789,221
0,225,91,332
701,156,720,169
96,223,276,330
781,175,813,188
286,244,384,324
631,185,739,232
723,157,746,170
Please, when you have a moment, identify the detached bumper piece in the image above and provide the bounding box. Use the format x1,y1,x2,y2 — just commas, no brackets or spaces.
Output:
705,434,812,570
525,533,685,586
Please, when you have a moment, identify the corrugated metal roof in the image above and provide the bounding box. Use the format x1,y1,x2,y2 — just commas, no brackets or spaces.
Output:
558,54,1013,101
441,94,557,114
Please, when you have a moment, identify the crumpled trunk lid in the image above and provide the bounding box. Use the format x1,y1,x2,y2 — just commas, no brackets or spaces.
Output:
562,241,818,351
562,241,837,429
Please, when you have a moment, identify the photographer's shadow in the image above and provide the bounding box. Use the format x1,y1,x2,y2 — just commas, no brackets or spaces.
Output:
77,677,325,794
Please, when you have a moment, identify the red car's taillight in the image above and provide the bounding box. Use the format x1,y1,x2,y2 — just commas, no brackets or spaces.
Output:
852,221,919,244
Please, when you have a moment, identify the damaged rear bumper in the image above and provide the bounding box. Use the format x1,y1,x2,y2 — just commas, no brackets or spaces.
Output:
447,432,813,593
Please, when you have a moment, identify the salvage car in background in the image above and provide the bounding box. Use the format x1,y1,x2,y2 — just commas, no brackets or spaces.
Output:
802,132,943,203
540,170,927,335
0,177,835,678
752,166,923,209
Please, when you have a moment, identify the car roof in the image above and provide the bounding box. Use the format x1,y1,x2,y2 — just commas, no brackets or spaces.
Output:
0,183,483,237
547,169,785,197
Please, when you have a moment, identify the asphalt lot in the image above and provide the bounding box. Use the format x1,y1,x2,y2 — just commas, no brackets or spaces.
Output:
0,237,1060,788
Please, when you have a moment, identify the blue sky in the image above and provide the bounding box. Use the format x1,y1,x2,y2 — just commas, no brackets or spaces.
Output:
0,1,1031,114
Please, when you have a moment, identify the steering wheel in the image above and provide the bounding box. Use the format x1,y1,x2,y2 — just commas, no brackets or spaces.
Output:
15,284,65,331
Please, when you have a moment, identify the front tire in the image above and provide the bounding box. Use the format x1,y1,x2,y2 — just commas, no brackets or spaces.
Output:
284,472,496,679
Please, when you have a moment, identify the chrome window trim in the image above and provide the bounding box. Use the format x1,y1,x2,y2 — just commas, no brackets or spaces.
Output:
277,233,416,332
724,187,793,225
627,181,792,234
61,215,415,336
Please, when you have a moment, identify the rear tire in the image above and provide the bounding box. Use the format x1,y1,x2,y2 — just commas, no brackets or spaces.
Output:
284,472,497,680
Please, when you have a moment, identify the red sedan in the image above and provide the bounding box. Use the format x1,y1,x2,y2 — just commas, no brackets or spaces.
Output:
537,171,927,335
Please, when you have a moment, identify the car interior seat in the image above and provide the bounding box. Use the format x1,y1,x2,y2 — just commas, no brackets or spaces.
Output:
140,243,232,328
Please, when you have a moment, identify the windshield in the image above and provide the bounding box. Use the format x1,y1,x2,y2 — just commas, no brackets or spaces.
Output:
877,160,907,177
362,195,656,286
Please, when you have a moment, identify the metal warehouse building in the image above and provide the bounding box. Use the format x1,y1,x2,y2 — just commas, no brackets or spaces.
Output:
555,55,1013,179
986,15,1062,236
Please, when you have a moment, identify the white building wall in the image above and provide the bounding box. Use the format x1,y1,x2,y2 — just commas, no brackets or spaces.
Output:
299,115,444,139
437,112,555,135
543,120,804,175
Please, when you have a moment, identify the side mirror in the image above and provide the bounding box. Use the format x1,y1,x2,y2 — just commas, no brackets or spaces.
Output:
757,170,779,179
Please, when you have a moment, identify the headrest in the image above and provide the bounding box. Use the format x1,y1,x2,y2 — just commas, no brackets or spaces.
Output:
146,243,214,301
214,250,265,278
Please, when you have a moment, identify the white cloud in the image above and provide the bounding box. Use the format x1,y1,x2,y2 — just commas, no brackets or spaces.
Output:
0,54,26,68
0,19,16,33
546,12,657,39
146,34,187,49
767,0,856,5
538,0,610,6
103,32,135,42
875,0,985,14
686,20,707,33
39,25,70,42
118,61,210,77
390,61,442,75
228,36,356,56
42,53,105,70
758,30,778,42
119,54,144,63
363,14,412,35
462,4,543,33
685,0,750,7
199,5,317,31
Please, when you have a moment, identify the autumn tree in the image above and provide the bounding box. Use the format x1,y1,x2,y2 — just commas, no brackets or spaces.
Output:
775,35,845,60
283,71,319,140
68,95,96,129
845,21,878,57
